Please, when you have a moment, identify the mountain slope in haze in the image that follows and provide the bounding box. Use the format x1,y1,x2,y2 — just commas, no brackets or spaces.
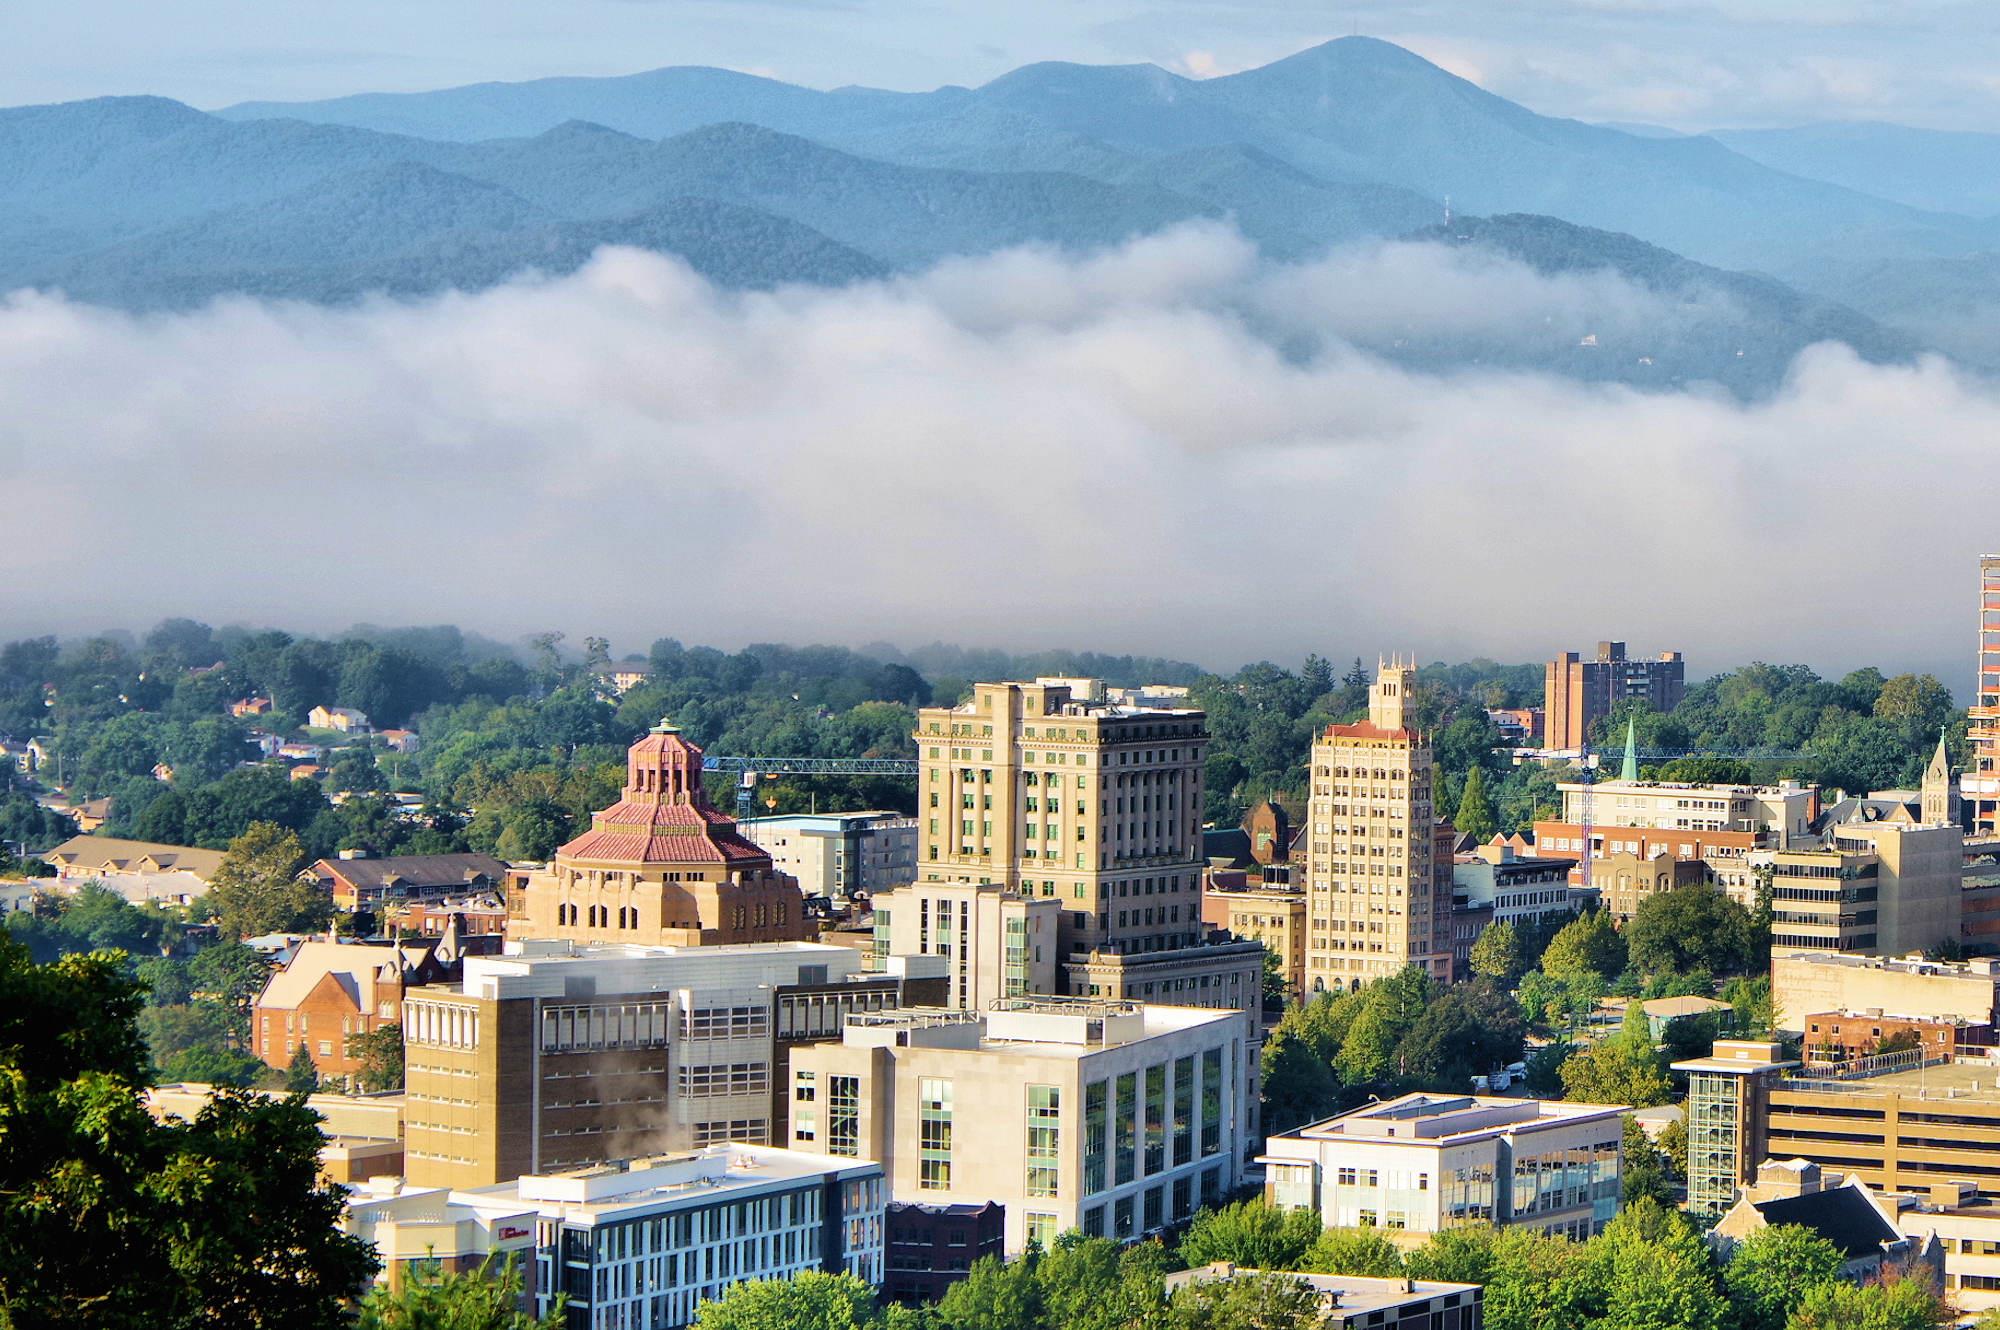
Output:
38,164,883,307
1373,213,1922,395
215,37,2000,275
1713,123,2000,219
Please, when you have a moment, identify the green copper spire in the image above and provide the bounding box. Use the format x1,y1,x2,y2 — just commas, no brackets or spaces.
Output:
1620,717,1640,782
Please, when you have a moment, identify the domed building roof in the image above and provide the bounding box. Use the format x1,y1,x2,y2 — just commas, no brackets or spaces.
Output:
556,720,772,867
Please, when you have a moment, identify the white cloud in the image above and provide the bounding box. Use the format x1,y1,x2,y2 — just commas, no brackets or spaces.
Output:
0,227,1986,680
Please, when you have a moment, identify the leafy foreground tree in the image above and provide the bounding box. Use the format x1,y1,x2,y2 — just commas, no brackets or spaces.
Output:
1785,1267,1948,1330
1469,920,1524,986
1722,1225,1846,1330
358,1254,563,1330
1163,1270,1324,1330
0,931,376,1327
693,1271,888,1330
1176,1199,1321,1271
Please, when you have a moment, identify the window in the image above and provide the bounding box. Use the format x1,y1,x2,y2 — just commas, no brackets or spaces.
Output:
1084,1080,1108,1194
1114,1073,1137,1186
1200,1049,1223,1156
1172,1056,1194,1167
1025,1212,1059,1251
1027,1085,1061,1198
920,1078,954,1190
828,1075,861,1157
796,1071,816,1103
1143,1065,1167,1175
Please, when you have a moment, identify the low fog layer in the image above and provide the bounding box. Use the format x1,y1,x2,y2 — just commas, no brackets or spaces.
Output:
0,225,1984,680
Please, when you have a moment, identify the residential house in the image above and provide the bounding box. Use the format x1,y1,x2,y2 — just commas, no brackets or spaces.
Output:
42,834,224,905
308,705,373,734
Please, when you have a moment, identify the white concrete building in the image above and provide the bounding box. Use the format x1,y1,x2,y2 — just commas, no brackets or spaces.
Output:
359,1144,885,1330
787,998,1252,1255
868,880,1061,1009
1261,1092,1627,1240
735,811,918,902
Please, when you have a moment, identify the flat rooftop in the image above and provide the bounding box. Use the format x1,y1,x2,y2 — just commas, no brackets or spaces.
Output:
1781,1058,2000,1105
835,1000,1238,1058
463,1144,875,1220
1270,1092,1626,1146
1164,1265,1479,1314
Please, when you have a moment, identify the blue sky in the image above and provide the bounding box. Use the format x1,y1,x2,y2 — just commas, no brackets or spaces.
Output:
11,0,2000,131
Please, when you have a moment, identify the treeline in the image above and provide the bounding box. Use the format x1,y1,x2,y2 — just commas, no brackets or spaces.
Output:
0,621,1965,864
687,1195,1962,1330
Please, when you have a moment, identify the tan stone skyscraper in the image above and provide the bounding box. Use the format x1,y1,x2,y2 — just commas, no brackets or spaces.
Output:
911,680,1263,1011
1304,659,1452,992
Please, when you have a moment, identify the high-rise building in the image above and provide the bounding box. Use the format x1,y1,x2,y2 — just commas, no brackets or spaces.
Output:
1303,660,1452,992
399,939,941,1189
508,721,812,947
1969,555,2000,835
784,999,1251,1255
1759,815,1962,959
1542,641,1685,752
911,681,1263,1010
1260,1092,1628,1239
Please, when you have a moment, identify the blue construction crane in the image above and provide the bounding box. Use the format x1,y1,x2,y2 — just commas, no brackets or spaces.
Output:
701,754,919,817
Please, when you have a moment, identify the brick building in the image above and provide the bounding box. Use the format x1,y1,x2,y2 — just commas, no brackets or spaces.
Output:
1543,642,1684,752
252,923,480,1079
884,1201,1005,1303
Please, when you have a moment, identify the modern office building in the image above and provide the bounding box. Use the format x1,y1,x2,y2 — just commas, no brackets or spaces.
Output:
1260,1092,1627,1239
736,811,918,903
399,939,939,1189
1303,660,1453,991
1966,554,2000,836
343,1178,540,1295
867,880,1061,1010
1759,816,1962,958
459,1145,886,1330
910,680,1263,1010
1891,1183,2000,1318
1672,1041,1800,1215
1542,642,1685,753
785,999,1251,1255
1165,1266,1484,1330
1681,1037,2000,1211
508,721,812,948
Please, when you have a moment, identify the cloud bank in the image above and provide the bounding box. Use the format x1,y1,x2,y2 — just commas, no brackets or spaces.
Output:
0,224,1987,682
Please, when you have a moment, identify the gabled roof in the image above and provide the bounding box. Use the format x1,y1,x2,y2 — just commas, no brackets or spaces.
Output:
1751,1185,1900,1260
313,853,509,891
256,940,418,1012
45,835,225,878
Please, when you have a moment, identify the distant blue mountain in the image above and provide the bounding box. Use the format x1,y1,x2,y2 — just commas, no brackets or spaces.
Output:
1712,123,2000,219
0,37,1971,394
215,37,2000,274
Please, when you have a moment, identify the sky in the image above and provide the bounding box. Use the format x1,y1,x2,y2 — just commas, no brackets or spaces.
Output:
0,228,1987,687
9,0,2000,132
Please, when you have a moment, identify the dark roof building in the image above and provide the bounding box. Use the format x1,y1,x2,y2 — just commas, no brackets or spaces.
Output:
309,853,511,911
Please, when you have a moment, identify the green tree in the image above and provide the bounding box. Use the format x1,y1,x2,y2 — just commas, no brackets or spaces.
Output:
1164,1270,1323,1330
208,822,327,939
1454,766,1497,843
1627,884,1757,978
1873,674,1955,750
1560,1029,1672,1106
1541,911,1627,983
1659,1114,1689,1178
1786,1269,1948,1330
0,932,376,1326
1404,1226,1498,1287
357,1253,563,1329
345,1023,404,1093
1257,1026,1339,1134
1621,1113,1675,1205
1177,1199,1322,1271
1469,920,1524,985
287,1044,319,1094
693,1271,882,1330
1723,1224,1847,1330
934,1254,1042,1330
1300,1226,1405,1277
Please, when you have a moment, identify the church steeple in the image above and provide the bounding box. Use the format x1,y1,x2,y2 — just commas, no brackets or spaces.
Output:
1620,717,1640,782
1922,728,1960,827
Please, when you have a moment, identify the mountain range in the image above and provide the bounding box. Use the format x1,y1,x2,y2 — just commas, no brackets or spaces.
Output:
7,36,1999,392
